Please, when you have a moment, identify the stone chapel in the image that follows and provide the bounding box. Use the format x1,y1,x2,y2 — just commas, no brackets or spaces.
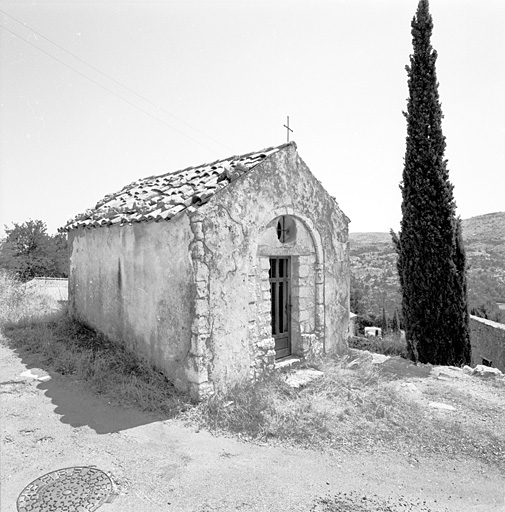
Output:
64,142,350,398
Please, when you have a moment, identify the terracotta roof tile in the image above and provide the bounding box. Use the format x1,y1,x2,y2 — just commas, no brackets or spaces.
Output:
63,143,292,231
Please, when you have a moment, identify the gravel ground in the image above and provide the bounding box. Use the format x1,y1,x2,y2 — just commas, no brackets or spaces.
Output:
1,341,504,512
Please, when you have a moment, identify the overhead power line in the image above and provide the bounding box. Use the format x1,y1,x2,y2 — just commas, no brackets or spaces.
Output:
0,11,231,157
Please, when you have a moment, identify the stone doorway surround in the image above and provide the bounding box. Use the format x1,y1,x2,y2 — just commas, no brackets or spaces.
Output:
249,208,325,379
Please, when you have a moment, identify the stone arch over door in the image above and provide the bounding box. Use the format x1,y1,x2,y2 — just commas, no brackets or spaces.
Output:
250,208,325,368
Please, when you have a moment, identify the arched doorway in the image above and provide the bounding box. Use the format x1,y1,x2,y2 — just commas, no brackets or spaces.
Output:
255,212,324,360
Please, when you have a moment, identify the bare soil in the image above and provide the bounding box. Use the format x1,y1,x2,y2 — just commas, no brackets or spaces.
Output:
1,341,504,512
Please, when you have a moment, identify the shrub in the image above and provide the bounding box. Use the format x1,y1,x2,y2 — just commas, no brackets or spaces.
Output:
348,333,408,358
0,269,57,324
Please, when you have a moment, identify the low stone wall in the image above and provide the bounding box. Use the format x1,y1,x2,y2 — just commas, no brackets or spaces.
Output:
470,315,505,372
28,278,68,301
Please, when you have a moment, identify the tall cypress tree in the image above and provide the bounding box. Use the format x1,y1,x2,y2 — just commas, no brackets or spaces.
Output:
391,0,471,366
381,306,388,335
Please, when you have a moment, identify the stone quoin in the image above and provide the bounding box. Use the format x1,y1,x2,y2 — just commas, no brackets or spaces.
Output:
62,142,350,399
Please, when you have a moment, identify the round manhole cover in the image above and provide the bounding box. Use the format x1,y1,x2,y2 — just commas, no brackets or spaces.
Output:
17,466,113,512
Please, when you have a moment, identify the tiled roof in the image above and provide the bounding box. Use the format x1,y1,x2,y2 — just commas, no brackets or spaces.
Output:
63,143,292,231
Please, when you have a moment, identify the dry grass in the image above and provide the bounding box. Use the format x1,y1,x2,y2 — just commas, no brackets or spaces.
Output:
188,356,505,469
0,270,57,324
0,270,190,416
2,271,503,470
2,317,191,415
188,359,420,450
3,317,189,414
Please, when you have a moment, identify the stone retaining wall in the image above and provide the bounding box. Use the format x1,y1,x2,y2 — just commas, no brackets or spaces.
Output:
470,315,505,372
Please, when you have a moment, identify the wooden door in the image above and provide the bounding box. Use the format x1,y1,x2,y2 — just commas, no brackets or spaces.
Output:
269,257,291,359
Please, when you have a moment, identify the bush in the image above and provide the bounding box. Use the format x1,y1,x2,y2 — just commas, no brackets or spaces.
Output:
0,220,68,281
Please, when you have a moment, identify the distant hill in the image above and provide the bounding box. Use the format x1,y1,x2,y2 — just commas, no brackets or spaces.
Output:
350,212,505,323
462,212,505,244
461,212,505,317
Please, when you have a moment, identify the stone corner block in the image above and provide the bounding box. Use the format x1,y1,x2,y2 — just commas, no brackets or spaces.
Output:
189,381,214,401
185,355,209,385
257,337,275,351
301,333,323,361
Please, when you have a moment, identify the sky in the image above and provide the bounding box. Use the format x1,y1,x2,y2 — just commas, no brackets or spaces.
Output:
0,0,504,236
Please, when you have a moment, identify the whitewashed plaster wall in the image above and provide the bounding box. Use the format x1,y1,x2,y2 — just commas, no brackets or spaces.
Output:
68,217,195,390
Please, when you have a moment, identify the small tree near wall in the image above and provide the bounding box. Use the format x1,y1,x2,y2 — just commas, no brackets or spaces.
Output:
0,220,68,280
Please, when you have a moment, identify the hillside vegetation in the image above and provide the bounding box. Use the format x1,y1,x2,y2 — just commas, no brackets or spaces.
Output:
350,212,505,326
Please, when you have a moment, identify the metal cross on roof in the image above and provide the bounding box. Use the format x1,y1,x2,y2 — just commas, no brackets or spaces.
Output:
283,116,293,142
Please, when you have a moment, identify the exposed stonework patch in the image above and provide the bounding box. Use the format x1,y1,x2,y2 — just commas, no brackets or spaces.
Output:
251,337,276,379
301,334,323,361
248,258,276,380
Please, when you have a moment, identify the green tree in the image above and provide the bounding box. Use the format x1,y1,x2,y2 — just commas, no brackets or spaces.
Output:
391,0,471,365
470,299,505,324
49,232,69,278
391,308,401,333
0,220,68,280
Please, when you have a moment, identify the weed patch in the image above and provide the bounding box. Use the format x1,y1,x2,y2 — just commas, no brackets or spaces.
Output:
4,316,186,415
0,271,190,416
312,492,448,512
190,359,417,449
0,270,57,324
189,356,505,469
2,315,190,415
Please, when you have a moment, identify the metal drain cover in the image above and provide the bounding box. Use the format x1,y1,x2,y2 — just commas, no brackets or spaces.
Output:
17,466,112,512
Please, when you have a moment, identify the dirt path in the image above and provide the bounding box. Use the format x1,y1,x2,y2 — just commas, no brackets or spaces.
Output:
1,342,504,512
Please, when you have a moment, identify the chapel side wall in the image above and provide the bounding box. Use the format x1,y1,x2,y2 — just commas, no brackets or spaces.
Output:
470,316,505,372
193,144,350,392
68,216,195,388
